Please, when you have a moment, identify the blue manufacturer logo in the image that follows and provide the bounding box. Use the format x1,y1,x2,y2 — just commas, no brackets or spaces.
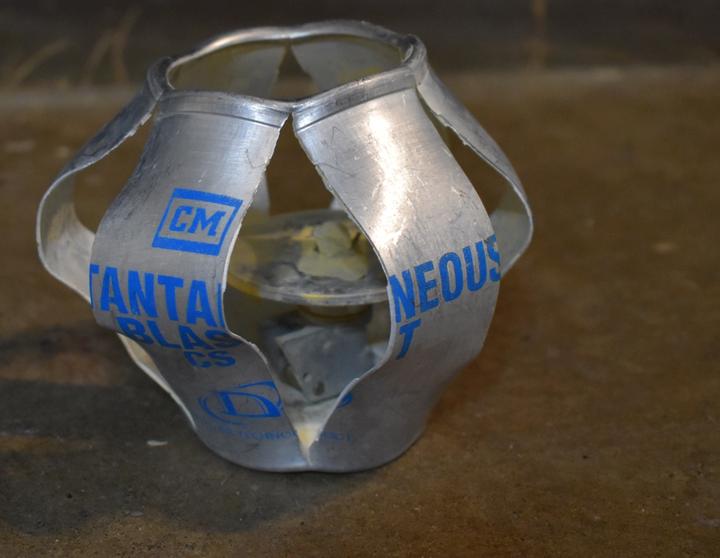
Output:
199,381,283,424
152,188,242,256
198,380,352,425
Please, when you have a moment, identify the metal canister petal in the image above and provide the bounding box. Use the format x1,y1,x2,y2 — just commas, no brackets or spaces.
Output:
37,21,532,472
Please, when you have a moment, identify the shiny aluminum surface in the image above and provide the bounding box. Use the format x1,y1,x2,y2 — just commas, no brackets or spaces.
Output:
36,21,532,471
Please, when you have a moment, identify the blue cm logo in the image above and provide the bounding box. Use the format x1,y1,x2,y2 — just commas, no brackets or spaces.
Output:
152,188,242,256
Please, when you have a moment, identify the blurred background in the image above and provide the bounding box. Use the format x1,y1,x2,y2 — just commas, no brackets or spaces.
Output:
1,2,719,557
2,0,719,88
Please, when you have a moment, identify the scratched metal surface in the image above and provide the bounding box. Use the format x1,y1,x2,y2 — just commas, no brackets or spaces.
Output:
1,67,719,556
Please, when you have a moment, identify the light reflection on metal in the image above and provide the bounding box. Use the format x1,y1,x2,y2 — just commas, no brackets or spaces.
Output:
36,21,532,472
365,111,409,250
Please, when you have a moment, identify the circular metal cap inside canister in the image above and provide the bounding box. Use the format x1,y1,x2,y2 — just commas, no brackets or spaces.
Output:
227,209,387,307
227,209,389,404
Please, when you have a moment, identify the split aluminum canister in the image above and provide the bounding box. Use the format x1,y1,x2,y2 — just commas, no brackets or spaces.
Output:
37,21,532,472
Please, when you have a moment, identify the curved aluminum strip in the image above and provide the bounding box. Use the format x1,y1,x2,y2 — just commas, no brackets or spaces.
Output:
171,44,286,97
36,81,157,298
171,20,414,68
295,88,501,470
291,34,402,92
36,56,288,432
89,93,314,471
33,68,189,414
416,68,533,272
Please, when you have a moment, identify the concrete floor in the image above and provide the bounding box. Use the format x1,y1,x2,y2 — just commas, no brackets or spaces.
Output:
1,67,719,556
